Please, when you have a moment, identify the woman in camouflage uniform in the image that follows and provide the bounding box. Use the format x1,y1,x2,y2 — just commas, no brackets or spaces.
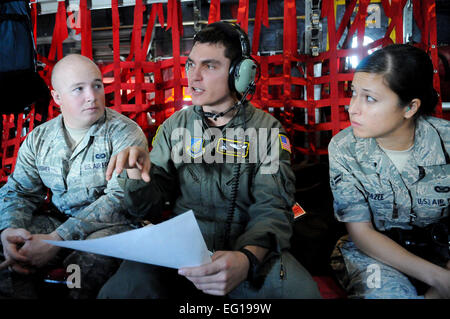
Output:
328,44,449,298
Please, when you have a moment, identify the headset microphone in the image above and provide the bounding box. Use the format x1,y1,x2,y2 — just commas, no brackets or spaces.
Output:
203,80,256,121
193,22,257,250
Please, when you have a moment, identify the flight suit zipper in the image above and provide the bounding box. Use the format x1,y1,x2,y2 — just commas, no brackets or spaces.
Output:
279,254,285,280
389,181,399,219
186,166,200,183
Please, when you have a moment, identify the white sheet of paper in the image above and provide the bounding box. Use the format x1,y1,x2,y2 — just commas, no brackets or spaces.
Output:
44,210,211,269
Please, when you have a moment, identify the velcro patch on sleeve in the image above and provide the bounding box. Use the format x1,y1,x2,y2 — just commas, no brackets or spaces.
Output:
279,134,292,153
292,202,307,219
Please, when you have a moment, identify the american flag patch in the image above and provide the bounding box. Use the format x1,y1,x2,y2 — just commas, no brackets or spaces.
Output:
279,134,292,153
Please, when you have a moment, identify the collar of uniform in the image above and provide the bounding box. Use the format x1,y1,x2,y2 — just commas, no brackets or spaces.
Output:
85,108,108,137
353,116,447,181
53,108,108,139
50,109,108,160
354,135,389,175
53,115,68,141
69,109,108,159
192,103,255,128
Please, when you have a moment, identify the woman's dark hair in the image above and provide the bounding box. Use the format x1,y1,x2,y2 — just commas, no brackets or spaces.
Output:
355,44,438,116
192,21,245,64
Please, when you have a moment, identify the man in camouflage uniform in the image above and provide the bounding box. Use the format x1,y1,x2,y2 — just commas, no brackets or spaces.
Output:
329,115,449,298
0,54,148,298
98,22,321,299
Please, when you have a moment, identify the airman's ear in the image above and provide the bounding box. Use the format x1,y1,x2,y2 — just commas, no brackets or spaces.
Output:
51,90,61,106
404,98,421,119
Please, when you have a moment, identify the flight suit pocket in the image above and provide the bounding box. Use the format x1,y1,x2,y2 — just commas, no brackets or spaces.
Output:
81,158,109,198
415,164,450,224
178,165,202,202
38,165,65,191
366,178,396,230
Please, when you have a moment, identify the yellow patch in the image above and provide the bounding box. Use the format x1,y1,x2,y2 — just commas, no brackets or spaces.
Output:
216,138,249,158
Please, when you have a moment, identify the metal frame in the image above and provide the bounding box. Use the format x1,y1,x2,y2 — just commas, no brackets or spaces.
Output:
304,0,322,56
403,0,413,43
31,0,167,15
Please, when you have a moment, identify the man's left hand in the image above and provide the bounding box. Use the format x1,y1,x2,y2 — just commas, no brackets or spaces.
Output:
18,232,62,268
178,250,250,296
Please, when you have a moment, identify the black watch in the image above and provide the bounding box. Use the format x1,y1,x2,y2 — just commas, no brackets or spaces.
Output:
239,248,261,283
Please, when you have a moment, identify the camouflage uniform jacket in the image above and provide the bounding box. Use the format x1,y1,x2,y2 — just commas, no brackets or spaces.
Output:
0,108,148,240
120,104,296,253
329,116,449,231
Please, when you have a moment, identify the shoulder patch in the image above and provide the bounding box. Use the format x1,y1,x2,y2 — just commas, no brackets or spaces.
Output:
292,202,307,219
279,134,292,153
330,173,342,188
186,137,204,158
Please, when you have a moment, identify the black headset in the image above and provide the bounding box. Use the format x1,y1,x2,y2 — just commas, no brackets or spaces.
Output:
189,21,259,96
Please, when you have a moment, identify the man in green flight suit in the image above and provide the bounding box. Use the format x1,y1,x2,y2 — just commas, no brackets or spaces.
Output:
98,22,320,299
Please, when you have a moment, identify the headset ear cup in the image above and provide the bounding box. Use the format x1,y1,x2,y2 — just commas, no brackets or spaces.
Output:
234,58,257,94
228,59,238,93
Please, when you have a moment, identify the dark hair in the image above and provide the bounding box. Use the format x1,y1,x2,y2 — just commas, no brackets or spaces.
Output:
193,21,246,65
355,44,438,116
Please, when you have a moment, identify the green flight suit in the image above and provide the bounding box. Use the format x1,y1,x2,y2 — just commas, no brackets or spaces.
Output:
98,104,321,299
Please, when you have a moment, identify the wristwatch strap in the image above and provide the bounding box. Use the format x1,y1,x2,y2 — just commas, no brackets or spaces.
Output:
239,248,260,281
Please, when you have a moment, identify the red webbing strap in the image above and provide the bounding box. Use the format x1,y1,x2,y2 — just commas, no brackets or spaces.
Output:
156,3,165,27
142,5,167,123
0,107,37,182
122,11,146,120
354,0,369,45
422,0,442,116
153,59,167,122
1,114,18,181
236,0,249,32
252,0,269,56
48,2,68,62
111,0,122,113
411,0,441,116
427,0,442,117
31,2,37,48
392,0,406,43
256,55,270,110
0,114,9,182
80,0,93,59
282,0,297,108
142,3,164,57
140,3,166,131
283,0,298,55
177,0,183,38
255,55,284,109
335,0,357,47
381,0,407,43
322,0,342,136
208,0,221,24
133,0,145,121
167,0,173,31
167,0,183,37
352,0,370,61
166,0,183,110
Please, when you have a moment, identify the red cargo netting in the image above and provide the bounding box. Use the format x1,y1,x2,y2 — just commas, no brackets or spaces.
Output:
0,0,442,183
